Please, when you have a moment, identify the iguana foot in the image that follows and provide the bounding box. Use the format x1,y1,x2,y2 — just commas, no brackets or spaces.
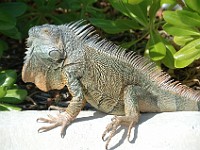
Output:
37,112,74,137
102,115,139,149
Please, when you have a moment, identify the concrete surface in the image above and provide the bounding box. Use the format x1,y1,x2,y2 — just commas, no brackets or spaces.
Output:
0,110,200,150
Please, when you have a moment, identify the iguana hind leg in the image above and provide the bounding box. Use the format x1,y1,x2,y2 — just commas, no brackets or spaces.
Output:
102,85,140,149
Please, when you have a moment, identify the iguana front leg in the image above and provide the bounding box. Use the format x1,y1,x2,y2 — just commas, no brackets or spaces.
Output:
102,85,140,149
37,71,85,137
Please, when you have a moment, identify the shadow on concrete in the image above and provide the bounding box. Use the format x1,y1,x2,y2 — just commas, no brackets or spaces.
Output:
108,113,158,150
63,110,158,150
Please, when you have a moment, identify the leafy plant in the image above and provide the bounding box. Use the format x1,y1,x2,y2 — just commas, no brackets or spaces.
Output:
0,2,27,57
0,2,28,110
0,70,27,111
17,0,104,38
0,0,105,43
90,0,200,69
163,0,200,68
90,0,176,68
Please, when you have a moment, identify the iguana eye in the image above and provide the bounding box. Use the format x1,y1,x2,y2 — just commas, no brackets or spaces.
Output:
49,50,62,62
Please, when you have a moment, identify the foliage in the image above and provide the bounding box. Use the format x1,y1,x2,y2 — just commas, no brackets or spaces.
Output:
0,2,27,57
90,0,200,69
90,0,175,68
17,0,104,38
0,70,27,111
1,0,200,69
2,0,199,69
163,0,200,68
0,2,28,110
0,0,104,56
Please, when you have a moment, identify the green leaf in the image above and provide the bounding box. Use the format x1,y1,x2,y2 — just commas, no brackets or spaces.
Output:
149,0,161,24
161,40,176,69
184,0,200,13
174,38,200,68
177,10,200,27
89,18,141,34
0,10,16,30
0,27,21,39
0,103,22,111
173,36,194,46
109,0,150,27
121,0,144,5
0,2,27,17
0,70,17,87
47,0,57,7
0,40,8,57
34,0,45,6
9,84,19,89
163,11,189,27
163,23,200,36
0,89,27,104
0,86,7,98
148,30,166,61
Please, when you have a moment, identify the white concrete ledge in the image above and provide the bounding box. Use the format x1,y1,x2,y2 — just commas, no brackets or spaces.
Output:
0,110,200,150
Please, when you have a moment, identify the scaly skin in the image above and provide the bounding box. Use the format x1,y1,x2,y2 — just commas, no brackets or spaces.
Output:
22,20,200,149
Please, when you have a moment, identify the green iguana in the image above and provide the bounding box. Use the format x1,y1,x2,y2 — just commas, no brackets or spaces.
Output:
22,20,200,149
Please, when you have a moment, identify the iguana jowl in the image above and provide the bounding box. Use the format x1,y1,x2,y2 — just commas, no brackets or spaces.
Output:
22,20,200,149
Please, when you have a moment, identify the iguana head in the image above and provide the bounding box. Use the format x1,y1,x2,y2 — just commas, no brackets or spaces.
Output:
22,24,67,91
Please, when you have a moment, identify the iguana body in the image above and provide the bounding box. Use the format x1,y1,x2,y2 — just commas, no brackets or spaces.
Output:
22,20,200,149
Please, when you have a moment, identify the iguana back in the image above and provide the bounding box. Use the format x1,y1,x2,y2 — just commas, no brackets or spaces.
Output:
80,36,200,113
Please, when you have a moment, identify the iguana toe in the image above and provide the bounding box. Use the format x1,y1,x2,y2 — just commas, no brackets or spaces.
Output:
102,116,121,149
